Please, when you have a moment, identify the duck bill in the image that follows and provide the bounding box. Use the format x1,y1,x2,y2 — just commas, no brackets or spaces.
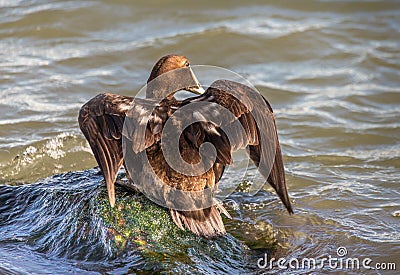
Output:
186,67,205,94
187,85,205,95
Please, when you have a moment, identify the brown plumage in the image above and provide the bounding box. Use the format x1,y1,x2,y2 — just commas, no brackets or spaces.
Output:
78,54,293,239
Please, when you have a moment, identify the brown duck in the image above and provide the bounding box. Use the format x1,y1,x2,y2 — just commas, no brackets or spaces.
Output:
78,54,293,238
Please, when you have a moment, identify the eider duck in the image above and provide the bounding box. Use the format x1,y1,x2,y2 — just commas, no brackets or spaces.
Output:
78,54,293,238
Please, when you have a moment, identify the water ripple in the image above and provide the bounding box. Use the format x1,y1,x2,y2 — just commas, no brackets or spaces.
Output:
0,0,399,273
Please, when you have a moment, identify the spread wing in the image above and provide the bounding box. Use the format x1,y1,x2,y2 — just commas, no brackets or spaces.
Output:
181,80,293,213
78,93,131,207
78,93,166,207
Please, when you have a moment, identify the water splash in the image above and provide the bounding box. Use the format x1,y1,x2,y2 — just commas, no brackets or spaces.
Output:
0,133,94,184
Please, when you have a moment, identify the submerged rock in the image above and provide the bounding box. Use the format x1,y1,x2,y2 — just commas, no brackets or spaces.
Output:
97,184,201,262
98,177,279,255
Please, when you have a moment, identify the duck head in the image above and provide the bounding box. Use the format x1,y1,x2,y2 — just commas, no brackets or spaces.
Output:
146,54,204,99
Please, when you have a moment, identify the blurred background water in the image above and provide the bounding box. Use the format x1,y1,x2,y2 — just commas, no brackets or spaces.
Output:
0,0,399,274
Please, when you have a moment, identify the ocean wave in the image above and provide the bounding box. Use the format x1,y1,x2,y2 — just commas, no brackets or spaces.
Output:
224,17,332,38
0,133,93,184
0,88,82,112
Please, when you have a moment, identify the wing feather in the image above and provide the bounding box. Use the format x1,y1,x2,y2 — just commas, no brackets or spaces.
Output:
78,93,169,207
78,93,129,207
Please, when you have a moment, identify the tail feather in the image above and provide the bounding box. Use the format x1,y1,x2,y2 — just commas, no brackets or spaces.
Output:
170,204,230,239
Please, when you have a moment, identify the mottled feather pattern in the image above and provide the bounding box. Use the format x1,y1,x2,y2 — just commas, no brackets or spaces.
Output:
79,60,293,238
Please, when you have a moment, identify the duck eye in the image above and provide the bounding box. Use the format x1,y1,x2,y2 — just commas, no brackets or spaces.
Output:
185,62,190,67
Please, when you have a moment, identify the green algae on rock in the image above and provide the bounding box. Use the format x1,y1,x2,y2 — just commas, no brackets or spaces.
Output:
98,185,199,256
97,178,280,258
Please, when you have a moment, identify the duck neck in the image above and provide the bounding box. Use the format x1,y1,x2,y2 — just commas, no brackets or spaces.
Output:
145,85,176,100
